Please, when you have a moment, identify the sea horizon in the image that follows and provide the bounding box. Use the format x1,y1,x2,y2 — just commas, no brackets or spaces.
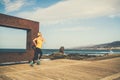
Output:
0,48,120,55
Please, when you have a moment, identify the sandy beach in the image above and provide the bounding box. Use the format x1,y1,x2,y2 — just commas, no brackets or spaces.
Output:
0,55,120,80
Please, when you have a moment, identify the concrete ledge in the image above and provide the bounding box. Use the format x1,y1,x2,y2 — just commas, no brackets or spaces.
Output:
100,72,120,80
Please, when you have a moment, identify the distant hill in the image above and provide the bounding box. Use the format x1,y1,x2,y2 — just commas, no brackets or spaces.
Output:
73,41,120,49
93,41,120,48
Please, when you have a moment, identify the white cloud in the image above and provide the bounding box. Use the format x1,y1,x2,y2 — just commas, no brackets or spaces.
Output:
59,26,95,32
16,0,120,25
3,0,27,12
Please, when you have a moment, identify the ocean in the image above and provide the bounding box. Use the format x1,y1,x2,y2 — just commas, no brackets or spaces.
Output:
42,49,120,55
0,49,26,53
0,49,120,55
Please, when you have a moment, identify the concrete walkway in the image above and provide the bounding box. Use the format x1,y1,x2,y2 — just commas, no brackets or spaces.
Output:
100,72,120,80
0,57,120,80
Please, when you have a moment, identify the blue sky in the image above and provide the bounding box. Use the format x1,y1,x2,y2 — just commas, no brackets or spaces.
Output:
0,0,120,49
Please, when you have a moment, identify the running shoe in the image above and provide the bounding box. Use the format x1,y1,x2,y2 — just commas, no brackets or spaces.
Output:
37,60,40,65
30,61,34,67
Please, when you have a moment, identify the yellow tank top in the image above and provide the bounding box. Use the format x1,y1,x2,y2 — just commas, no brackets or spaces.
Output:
36,38,43,48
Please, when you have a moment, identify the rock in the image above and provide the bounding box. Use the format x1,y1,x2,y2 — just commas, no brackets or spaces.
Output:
59,46,64,54
42,52,98,60
49,52,66,60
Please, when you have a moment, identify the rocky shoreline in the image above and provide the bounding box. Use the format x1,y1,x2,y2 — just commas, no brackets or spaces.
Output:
41,52,120,60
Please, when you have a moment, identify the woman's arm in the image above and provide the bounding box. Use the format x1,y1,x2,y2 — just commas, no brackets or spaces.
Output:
33,38,37,46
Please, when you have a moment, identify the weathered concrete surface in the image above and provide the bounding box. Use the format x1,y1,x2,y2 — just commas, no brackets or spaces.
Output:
0,56,120,80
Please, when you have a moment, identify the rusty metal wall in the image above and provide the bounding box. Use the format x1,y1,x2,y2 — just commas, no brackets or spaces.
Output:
0,13,39,63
